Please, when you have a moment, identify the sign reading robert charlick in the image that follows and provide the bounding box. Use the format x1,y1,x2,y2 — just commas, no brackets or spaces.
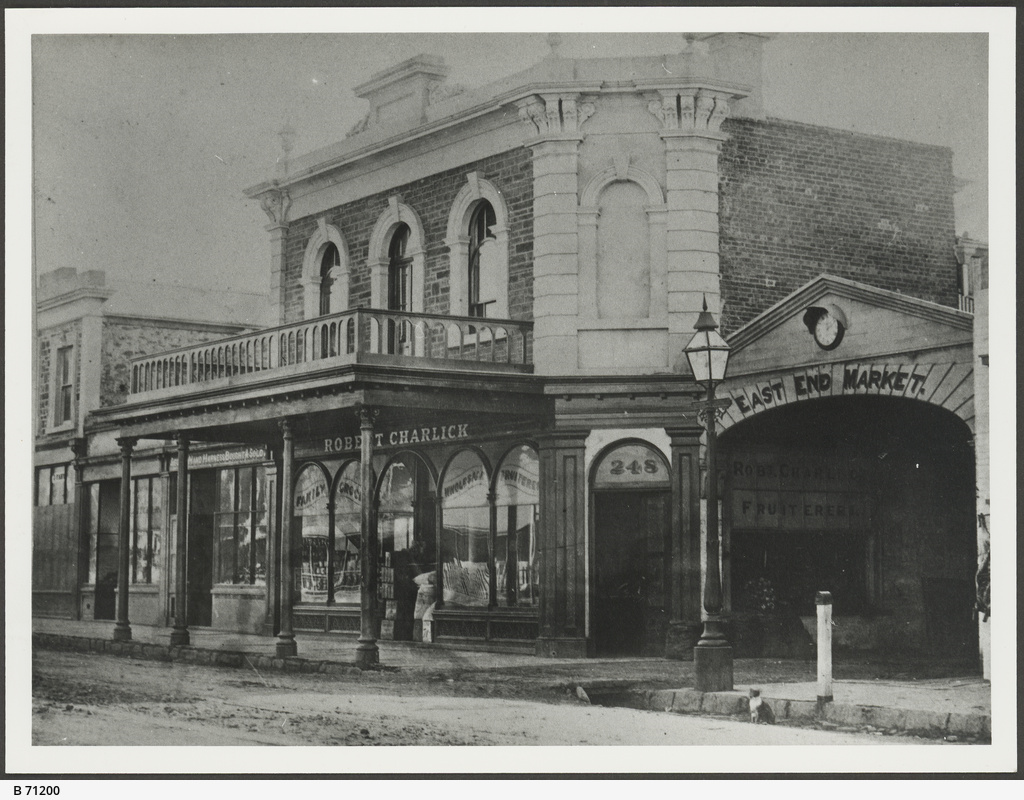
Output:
727,362,939,418
302,423,471,456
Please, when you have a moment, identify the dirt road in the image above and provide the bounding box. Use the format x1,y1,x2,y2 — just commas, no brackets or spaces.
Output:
32,650,947,748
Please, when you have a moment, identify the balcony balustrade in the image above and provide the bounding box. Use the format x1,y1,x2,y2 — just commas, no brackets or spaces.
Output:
129,308,533,398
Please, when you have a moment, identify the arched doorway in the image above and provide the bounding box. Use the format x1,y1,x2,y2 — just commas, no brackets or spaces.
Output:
720,396,977,660
590,441,671,656
376,452,436,641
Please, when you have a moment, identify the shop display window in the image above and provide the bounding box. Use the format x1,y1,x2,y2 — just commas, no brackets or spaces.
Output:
130,476,162,585
494,445,539,607
214,466,268,586
86,482,100,584
440,450,490,608
294,464,330,602
332,462,362,604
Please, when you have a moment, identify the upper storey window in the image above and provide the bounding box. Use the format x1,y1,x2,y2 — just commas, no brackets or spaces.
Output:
388,224,412,312
445,174,509,320
319,243,341,316
468,201,497,318
55,345,74,426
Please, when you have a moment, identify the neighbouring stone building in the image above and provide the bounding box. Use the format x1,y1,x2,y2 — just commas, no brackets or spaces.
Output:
54,34,986,670
33,267,267,621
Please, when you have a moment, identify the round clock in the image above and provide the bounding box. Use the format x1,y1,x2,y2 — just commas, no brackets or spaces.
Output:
812,310,845,350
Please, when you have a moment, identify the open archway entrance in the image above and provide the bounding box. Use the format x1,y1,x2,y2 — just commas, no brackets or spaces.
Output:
720,396,977,660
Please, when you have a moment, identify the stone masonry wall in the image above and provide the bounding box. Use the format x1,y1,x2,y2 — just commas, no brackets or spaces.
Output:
37,321,82,436
100,320,247,407
718,118,958,334
282,147,534,324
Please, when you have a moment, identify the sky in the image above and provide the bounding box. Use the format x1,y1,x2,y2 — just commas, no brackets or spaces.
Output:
19,13,994,301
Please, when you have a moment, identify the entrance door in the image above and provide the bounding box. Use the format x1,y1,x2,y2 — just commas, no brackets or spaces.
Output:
187,473,215,627
93,480,120,620
593,492,670,656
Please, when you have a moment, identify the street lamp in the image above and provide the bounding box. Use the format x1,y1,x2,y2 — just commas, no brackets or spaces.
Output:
683,296,733,692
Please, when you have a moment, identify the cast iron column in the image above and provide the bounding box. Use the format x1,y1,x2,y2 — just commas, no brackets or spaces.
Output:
276,419,298,657
693,382,733,691
113,436,136,642
170,434,190,646
355,405,379,669
70,437,89,620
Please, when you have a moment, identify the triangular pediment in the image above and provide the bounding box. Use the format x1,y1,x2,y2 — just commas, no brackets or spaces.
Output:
726,275,972,377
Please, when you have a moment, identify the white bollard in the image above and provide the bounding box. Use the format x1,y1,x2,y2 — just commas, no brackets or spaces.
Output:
816,591,833,707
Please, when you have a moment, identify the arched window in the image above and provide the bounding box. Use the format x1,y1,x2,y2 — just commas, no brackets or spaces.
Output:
440,450,491,608
494,445,539,607
319,243,341,316
293,465,330,603
388,224,412,312
468,202,497,318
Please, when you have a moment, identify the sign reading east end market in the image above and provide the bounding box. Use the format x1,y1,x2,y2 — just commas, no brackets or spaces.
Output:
190,446,268,468
727,362,940,419
300,423,472,457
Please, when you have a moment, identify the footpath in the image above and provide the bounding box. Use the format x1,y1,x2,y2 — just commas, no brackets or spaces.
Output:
30,618,990,742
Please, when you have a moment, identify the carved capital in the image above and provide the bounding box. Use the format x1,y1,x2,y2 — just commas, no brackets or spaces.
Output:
646,89,731,133
259,187,292,227
278,418,293,439
116,436,138,457
355,404,379,429
69,437,88,461
516,93,596,136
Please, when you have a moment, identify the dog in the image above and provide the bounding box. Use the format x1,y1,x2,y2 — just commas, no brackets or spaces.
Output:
748,688,775,724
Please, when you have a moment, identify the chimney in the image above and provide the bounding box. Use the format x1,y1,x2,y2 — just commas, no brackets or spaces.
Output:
353,54,450,130
697,33,773,120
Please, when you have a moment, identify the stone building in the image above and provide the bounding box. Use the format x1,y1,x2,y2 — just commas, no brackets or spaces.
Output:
33,267,267,621
67,34,985,668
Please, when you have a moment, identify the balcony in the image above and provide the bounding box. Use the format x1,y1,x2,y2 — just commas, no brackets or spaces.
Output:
130,308,533,400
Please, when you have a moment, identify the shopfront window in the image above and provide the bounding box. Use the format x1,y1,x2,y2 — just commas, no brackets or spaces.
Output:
495,445,539,607
294,465,330,602
131,476,163,585
214,466,267,586
332,462,362,604
440,450,491,608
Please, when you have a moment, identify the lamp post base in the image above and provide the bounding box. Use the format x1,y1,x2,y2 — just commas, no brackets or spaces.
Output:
169,627,190,647
694,643,733,692
112,622,132,642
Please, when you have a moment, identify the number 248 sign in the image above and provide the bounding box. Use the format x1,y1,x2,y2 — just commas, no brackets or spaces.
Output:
594,443,670,489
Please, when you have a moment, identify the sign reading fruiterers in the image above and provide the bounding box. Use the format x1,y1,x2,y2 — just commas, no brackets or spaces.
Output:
729,451,872,531
724,362,971,422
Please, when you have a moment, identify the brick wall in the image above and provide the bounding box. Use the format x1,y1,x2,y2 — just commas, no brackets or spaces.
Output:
37,321,82,435
283,148,534,324
719,118,958,334
100,320,247,407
